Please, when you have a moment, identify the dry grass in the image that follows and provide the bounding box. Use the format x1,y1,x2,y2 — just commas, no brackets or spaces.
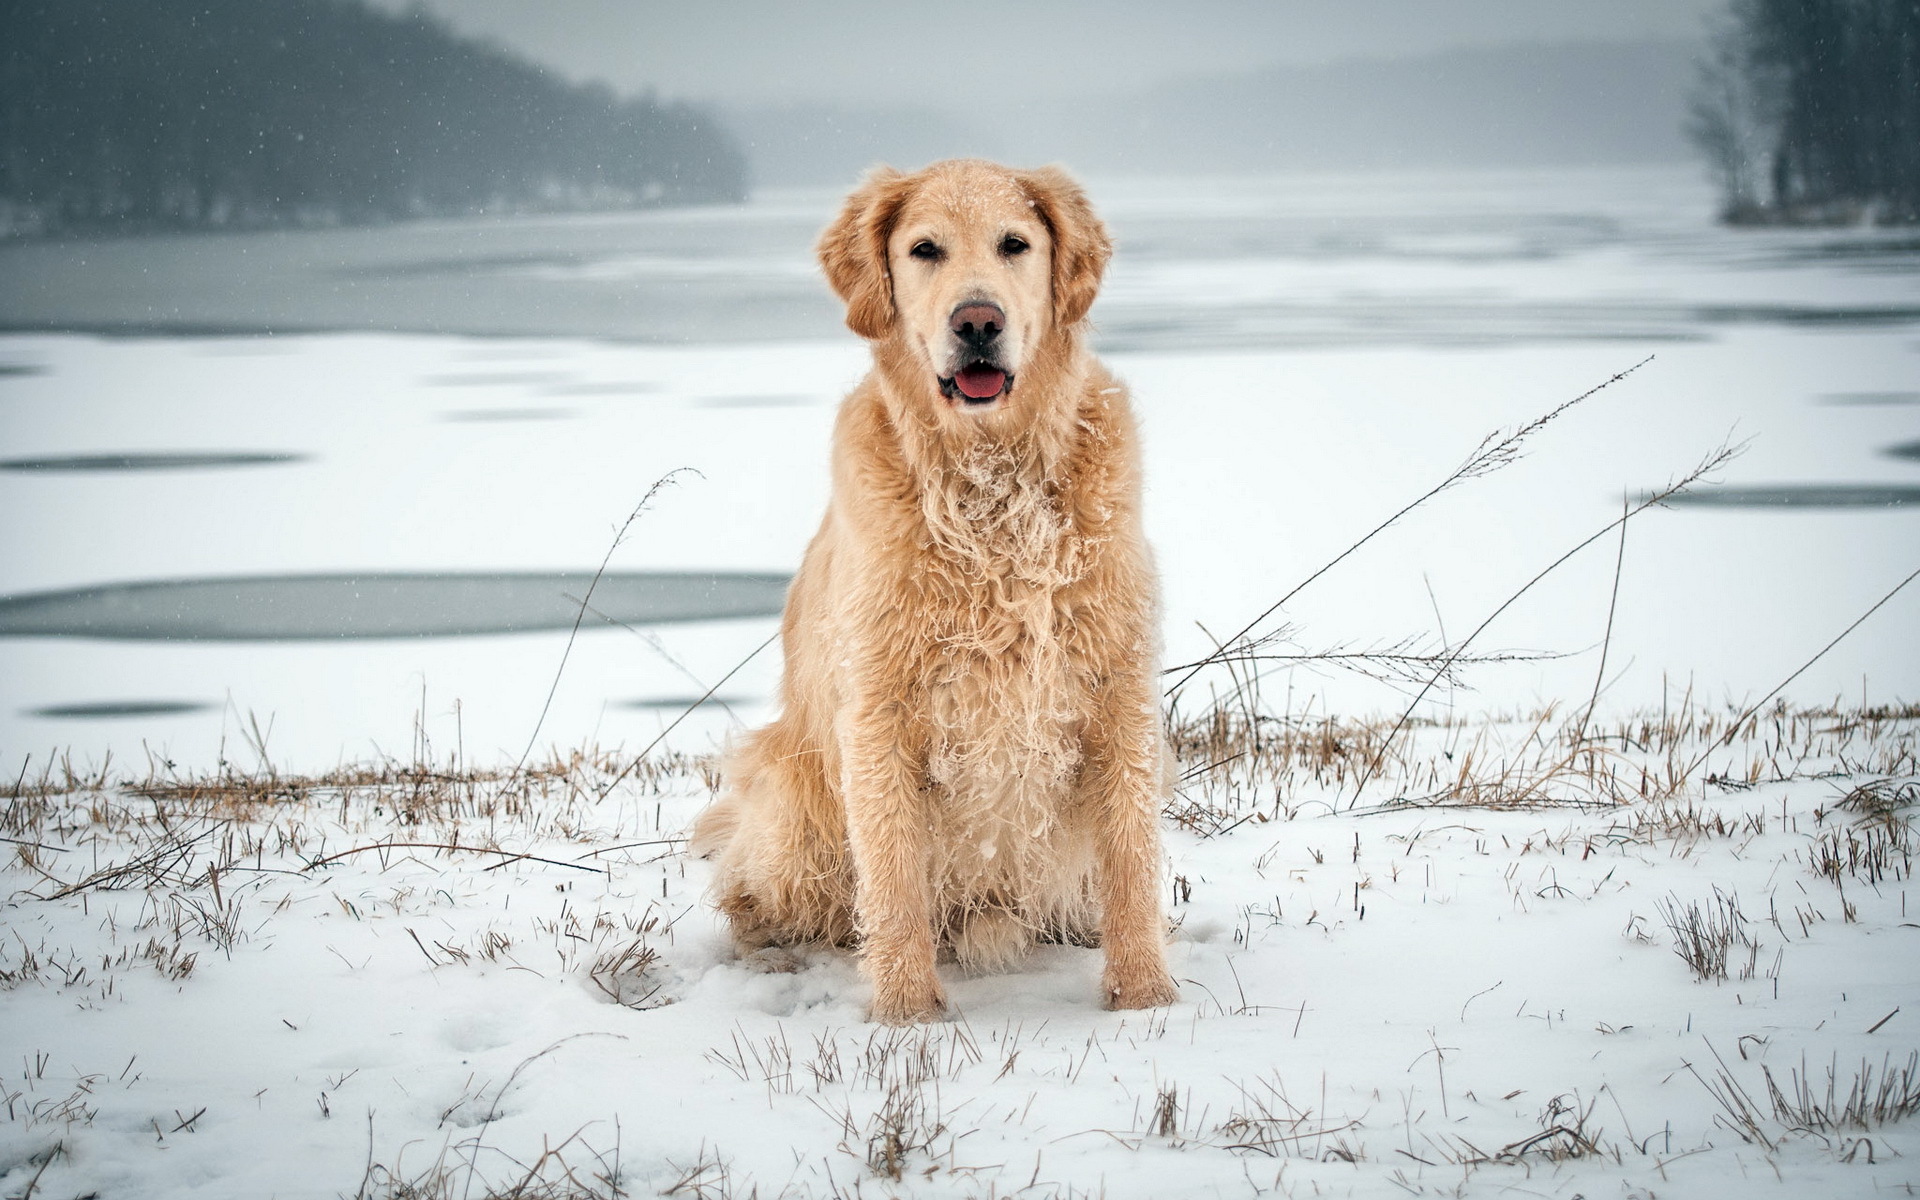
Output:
1415,1092,1612,1170
1151,361,1920,831
1212,1073,1363,1161
4,675,1915,1197
3,743,709,900
0,741,700,1073
2,1054,105,1134
356,1125,630,1200
1813,776,1917,887
1690,1044,1920,1161
1163,698,1919,832
710,1022,983,1181
1656,889,1765,983
1164,355,1658,695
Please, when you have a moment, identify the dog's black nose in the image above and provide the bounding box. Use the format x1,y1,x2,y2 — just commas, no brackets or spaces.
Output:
949,302,1004,348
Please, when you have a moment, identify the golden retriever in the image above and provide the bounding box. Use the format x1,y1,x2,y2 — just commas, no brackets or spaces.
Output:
691,159,1177,1023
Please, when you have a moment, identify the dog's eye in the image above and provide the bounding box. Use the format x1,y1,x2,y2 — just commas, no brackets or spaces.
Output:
1000,235,1030,257
909,240,942,261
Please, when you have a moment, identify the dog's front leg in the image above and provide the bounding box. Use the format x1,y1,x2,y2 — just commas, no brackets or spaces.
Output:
839,697,946,1023
1085,675,1180,1011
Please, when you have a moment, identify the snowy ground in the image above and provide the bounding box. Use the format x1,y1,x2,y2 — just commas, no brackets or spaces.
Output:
3,166,1919,1196
2,706,1916,1198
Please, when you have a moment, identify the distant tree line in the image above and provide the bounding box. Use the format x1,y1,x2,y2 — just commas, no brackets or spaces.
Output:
0,0,747,236
1689,0,1920,224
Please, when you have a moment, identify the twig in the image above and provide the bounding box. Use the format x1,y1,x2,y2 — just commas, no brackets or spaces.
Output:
38,820,228,899
467,1033,628,1191
1350,440,1739,803
1164,357,1652,692
355,1110,377,1200
1570,496,1631,750
0,835,68,853
515,469,700,776
598,628,779,798
1218,1119,1364,1155
480,850,607,874
1195,645,1570,685
562,590,744,725
406,927,441,967
1680,562,1920,785
575,837,689,860
14,1140,60,1199
303,841,602,874
1498,1124,1599,1160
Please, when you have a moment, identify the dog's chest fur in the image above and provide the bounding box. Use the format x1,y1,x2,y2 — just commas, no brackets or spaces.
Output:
910,438,1097,881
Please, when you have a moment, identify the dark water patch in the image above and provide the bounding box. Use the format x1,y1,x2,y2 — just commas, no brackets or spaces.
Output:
198,338,294,356
620,695,753,710
1092,295,1914,354
28,700,213,719
1884,440,1920,463
1762,236,1920,267
1093,301,1707,354
1,451,308,472
421,371,572,387
545,381,664,396
343,251,586,279
1645,484,1920,509
0,571,791,641
457,344,572,360
697,394,818,408
438,408,576,423
0,319,314,339
0,363,47,378
1696,303,1920,328
1820,391,1920,406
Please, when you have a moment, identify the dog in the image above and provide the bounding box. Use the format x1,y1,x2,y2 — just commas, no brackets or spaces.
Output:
691,159,1178,1023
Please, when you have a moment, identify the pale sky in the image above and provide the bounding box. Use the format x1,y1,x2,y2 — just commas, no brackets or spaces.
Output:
368,1,1724,106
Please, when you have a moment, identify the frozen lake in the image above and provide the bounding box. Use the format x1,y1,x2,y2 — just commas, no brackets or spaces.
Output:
2,164,1917,772
6,166,1920,351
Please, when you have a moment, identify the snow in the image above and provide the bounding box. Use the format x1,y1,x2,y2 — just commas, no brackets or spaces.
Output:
1,325,1914,774
2,166,1919,1196
3,719,1915,1197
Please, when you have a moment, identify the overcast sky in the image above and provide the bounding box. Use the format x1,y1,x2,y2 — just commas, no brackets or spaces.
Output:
368,1,1725,106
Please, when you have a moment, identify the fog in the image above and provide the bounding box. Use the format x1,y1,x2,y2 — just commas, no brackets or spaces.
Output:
365,1,1721,184
364,1,1720,104
720,41,1703,185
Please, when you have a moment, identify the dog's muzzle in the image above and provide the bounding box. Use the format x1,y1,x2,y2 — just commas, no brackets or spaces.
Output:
941,301,1010,404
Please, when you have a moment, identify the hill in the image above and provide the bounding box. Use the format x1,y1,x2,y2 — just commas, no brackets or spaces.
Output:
0,0,747,236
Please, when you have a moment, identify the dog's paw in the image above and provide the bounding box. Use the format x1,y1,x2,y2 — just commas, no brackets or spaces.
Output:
868,979,950,1025
1103,968,1179,1011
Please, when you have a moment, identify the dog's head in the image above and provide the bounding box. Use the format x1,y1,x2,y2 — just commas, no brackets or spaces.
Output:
817,159,1111,416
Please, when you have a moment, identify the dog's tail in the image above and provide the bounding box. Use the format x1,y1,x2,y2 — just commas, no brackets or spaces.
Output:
687,792,739,859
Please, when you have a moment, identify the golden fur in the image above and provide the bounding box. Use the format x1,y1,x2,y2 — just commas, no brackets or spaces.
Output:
691,159,1178,1023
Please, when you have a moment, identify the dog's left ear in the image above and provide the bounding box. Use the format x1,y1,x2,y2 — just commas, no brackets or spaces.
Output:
818,166,913,340
1019,166,1112,329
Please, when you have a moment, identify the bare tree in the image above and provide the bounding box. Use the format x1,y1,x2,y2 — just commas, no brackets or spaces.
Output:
1688,0,1920,225
1687,15,1768,219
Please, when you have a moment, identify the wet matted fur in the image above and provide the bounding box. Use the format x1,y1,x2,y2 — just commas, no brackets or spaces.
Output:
691,159,1178,1023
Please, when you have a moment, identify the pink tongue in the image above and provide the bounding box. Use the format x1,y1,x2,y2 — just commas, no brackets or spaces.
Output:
955,365,1006,400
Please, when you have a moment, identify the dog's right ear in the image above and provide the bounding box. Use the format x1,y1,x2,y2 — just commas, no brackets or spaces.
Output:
817,166,912,340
